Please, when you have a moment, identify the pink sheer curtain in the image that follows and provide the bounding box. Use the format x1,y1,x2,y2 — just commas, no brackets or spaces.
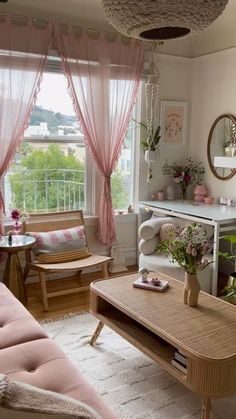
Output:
56,27,144,245
0,15,52,234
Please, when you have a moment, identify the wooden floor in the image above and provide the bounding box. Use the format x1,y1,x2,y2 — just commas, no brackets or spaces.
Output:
26,266,138,322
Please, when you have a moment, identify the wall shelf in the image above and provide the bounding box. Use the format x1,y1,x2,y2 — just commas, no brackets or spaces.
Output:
214,156,236,168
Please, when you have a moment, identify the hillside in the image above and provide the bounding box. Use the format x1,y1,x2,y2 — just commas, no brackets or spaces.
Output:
30,106,77,133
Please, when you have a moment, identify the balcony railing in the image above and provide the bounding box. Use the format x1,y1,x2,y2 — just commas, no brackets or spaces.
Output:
5,168,85,214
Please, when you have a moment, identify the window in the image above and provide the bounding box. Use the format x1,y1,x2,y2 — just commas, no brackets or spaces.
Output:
5,71,88,215
111,120,136,211
4,61,140,216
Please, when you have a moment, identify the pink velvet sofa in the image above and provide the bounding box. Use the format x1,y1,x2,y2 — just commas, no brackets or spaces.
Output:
0,283,118,419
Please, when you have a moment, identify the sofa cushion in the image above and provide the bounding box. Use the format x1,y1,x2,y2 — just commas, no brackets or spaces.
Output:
138,217,173,240
0,284,47,349
26,226,91,263
0,339,118,419
139,236,160,255
159,223,177,242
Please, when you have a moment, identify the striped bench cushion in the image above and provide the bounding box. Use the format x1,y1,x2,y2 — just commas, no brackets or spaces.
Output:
26,226,91,263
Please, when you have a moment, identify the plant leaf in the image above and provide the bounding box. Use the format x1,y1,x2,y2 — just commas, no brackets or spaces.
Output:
132,118,148,130
219,251,236,260
220,235,236,244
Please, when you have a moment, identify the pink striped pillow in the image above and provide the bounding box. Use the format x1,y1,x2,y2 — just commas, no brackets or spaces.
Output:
27,226,88,261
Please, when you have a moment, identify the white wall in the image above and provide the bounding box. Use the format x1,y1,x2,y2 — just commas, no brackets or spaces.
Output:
189,47,236,201
139,53,192,202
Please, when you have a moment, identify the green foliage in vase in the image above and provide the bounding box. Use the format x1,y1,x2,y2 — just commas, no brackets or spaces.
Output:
156,223,213,274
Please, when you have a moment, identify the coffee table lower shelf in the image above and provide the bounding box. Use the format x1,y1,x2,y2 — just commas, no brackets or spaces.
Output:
90,274,236,419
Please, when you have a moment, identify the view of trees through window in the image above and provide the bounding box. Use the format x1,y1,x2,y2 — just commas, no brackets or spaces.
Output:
5,71,134,215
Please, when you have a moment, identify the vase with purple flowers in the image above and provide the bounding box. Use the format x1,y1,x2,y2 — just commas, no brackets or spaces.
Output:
11,208,22,235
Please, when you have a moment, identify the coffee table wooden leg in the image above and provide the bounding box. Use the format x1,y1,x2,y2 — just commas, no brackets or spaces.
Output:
90,321,104,345
201,396,212,419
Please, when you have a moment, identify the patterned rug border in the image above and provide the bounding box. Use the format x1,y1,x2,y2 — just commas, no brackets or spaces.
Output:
39,311,89,325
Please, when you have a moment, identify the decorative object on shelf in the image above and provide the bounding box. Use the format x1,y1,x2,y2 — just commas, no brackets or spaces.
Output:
102,0,228,40
157,190,165,201
166,185,174,200
127,204,134,213
204,196,215,205
180,184,188,200
134,43,161,182
193,184,207,202
162,157,205,200
108,242,128,273
220,197,234,206
156,223,213,306
160,100,188,147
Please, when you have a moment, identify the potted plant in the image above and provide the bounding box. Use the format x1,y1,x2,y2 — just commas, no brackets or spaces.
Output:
219,235,236,304
133,119,161,163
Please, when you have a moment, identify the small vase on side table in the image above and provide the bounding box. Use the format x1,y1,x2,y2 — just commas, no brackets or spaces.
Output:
183,272,200,307
12,221,22,235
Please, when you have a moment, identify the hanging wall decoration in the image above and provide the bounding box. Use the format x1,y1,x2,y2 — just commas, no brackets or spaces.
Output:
144,44,161,182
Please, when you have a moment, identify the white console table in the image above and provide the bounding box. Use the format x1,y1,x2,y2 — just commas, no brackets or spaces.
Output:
139,200,236,296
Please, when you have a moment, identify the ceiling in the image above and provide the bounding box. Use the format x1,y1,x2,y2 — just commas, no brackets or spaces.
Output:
1,0,236,58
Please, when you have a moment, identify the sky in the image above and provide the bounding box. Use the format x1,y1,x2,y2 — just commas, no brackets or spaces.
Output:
36,73,74,115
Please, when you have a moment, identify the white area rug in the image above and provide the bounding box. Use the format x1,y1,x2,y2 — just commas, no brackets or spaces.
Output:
42,313,236,419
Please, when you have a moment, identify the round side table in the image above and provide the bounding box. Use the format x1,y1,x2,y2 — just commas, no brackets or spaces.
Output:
0,235,36,304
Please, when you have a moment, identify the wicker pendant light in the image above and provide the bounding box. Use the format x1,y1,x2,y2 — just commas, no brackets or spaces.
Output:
102,0,228,40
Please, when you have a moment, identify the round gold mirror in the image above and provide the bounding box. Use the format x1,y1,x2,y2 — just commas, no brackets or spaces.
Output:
207,114,236,180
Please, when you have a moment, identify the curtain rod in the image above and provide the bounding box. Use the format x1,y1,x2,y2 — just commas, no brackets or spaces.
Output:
0,10,138,42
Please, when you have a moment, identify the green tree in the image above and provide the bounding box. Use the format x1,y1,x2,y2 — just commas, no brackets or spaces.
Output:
9,144,85,213
111,169,129,209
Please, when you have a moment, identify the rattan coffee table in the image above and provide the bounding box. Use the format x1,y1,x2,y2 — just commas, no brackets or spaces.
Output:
90,272,236,419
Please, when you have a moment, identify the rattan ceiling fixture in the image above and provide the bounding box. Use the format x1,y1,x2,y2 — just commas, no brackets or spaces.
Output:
102,0,228,40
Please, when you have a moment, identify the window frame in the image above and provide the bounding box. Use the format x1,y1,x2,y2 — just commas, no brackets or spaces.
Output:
3,52,141,220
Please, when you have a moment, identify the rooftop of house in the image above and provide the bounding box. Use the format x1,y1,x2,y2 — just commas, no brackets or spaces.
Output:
1,0,236,58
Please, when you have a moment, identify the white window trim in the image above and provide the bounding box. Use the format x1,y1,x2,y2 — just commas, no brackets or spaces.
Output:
3,52,141,220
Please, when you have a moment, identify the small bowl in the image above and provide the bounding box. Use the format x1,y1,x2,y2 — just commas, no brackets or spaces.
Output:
204,196,215,205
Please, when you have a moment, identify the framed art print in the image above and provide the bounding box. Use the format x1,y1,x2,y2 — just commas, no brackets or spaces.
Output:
160,100,188,147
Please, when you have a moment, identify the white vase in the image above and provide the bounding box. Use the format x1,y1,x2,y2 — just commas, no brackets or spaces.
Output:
145,150,157,163
166,185,174,200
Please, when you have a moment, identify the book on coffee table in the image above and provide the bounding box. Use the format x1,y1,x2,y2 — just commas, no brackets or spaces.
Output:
171,358,187,374
133,276,169,292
